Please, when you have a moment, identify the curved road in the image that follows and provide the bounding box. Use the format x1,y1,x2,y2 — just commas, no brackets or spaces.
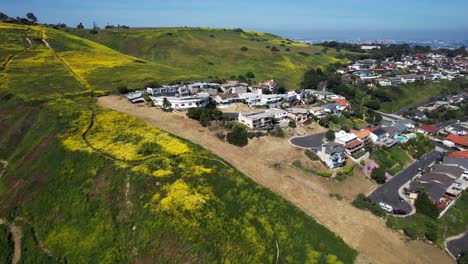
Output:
370,150,442,213
446,231,468,259
289,132,325,149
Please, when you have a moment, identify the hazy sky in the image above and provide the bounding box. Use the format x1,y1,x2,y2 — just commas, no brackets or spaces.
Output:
2,0,468,40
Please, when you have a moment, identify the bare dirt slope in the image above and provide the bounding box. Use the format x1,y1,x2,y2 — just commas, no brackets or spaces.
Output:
98,95,453,264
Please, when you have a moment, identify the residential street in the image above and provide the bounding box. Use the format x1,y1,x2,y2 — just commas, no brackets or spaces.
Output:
370,150,443,213
446,231,468,259
289,133,325,149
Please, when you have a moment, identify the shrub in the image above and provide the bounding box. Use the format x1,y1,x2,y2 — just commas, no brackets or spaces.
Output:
305,149,318,160
245,72,255,78
415,192,439,219
316,171,332,177
288,120,296,128
371,167,386,184
404,227,418,240
352,193,386,218
325,130,335,141
298,51,310,56
270,46,280,52
227,123,249,147
240,46,248,51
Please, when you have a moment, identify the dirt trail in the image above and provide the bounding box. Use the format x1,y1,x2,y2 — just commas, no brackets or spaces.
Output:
98,95,453,264
0,219,22,264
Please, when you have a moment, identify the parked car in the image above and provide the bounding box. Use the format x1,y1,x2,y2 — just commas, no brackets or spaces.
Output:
379,202,393,213
393,209,407,215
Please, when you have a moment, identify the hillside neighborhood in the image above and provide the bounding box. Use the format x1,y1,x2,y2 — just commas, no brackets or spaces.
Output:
122,50,468,260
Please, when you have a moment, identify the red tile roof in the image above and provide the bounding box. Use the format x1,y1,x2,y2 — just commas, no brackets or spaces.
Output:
446,134,468,147
448,151,468,159
417,124,440,133
364,127,379,132
333,98,350,107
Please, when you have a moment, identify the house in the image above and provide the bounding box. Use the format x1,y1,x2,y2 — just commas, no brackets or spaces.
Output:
214,93,240,105
350,129,372,145
286,108,310,123
446,124,468,136
147,85,178,97
388,77,402,85
187,82,221,94
321,103,345,115
376,78,392,86
238,93,262,105
317,142,346,169
399,75,417,83
334,130,363,154
333,98,351,108
309,106,327,119
260,94,284,107
448,151,468,159
238,111,273,130
150,94,210,110
125,91,146,103
445,134,468,148
368,127,389,143
361,45,380,50
412,110,427,121
416,124,440,135
225,86,248,94
238,108,288,129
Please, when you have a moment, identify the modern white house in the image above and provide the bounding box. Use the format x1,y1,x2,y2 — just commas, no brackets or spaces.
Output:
213,93,240,105
238,93,262,105
147,85,179,97
286,108,309,123
317,142,346,169
334,130,364,154
238,111,273,130
260,94,284,107
150,93,210,110
125,91,146,103
376,78,392,86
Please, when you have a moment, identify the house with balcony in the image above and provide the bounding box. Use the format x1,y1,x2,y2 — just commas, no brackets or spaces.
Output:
238,111,273,130
317,142,346,169
335,130,364,154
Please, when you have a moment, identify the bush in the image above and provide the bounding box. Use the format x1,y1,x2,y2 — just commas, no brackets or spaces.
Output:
305,149,318,161
404,227,418,240
270,126,285,138
415,191,439,219
371,167,386,184
316,171,332,177
240,46,248,51
270,46,280,52
352,193,386,218
288,120,296,128
325,130,335,141
298,51,310,56
227,123,249,147
245,72,255,78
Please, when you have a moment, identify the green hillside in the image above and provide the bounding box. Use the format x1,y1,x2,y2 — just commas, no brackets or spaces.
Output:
67,27,349,87
0,23,356,263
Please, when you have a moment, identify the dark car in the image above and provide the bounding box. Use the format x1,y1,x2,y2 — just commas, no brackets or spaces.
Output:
393,209,407,215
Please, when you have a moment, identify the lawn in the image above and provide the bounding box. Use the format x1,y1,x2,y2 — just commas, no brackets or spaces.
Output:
0,24,357,263
370,146,411,175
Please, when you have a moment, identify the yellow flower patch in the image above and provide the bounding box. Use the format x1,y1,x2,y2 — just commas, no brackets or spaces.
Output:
152,169,173,178
192,165,212,176
159,180,207,212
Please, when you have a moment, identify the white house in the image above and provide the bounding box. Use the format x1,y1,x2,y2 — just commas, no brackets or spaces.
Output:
377,78,392,86
238,93,262,105
147,85,178,97
125,91,146,103
317,143,346,169
334,130,364,154
286,108,309,123
150,94,210,110
213,93,240,105
238,111,273,130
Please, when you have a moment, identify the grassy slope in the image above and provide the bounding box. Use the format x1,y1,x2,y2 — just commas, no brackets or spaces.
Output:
66,27,348,88
0,23,356,263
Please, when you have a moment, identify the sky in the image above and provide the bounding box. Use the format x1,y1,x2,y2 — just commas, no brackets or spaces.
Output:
2,0,468,40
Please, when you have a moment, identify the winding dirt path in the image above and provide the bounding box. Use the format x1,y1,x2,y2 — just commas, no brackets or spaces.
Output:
98,95,453,264
0,219,22,264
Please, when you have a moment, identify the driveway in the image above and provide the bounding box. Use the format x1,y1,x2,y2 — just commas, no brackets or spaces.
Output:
370,150,443,214
289,132,325,149
446,231,468,259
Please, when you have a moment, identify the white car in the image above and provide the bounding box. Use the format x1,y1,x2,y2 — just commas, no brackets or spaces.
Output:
379,202,393,213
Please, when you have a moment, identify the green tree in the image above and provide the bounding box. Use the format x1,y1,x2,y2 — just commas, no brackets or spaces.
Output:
162,97,171,111
245,72,255,78
325,130,335,141
77,22,84,29
240,46,248,51
227,123,249,147
371,167,386,184
415,191,439,219
288,120,296,128
26,12,37,23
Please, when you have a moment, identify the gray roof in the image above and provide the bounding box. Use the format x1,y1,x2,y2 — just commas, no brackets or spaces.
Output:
372,128,388,137
324,142,345,154
443,157,468,170
321,103,341,110
409,181,448,201
432,164,464,179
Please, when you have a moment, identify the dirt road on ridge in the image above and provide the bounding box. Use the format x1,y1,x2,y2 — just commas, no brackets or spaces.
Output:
98,95,453,264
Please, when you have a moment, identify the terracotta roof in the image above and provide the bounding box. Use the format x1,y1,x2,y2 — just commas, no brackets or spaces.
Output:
446,134,468,147
346,139,363,149
350,129,371,139
418,124,440,133
448,151,468,159
364,127,379,132
333,98,350,107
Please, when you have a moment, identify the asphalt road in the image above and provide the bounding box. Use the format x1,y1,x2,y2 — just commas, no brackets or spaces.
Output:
370,150,443,213
289,133,325,149
447,232,468,258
